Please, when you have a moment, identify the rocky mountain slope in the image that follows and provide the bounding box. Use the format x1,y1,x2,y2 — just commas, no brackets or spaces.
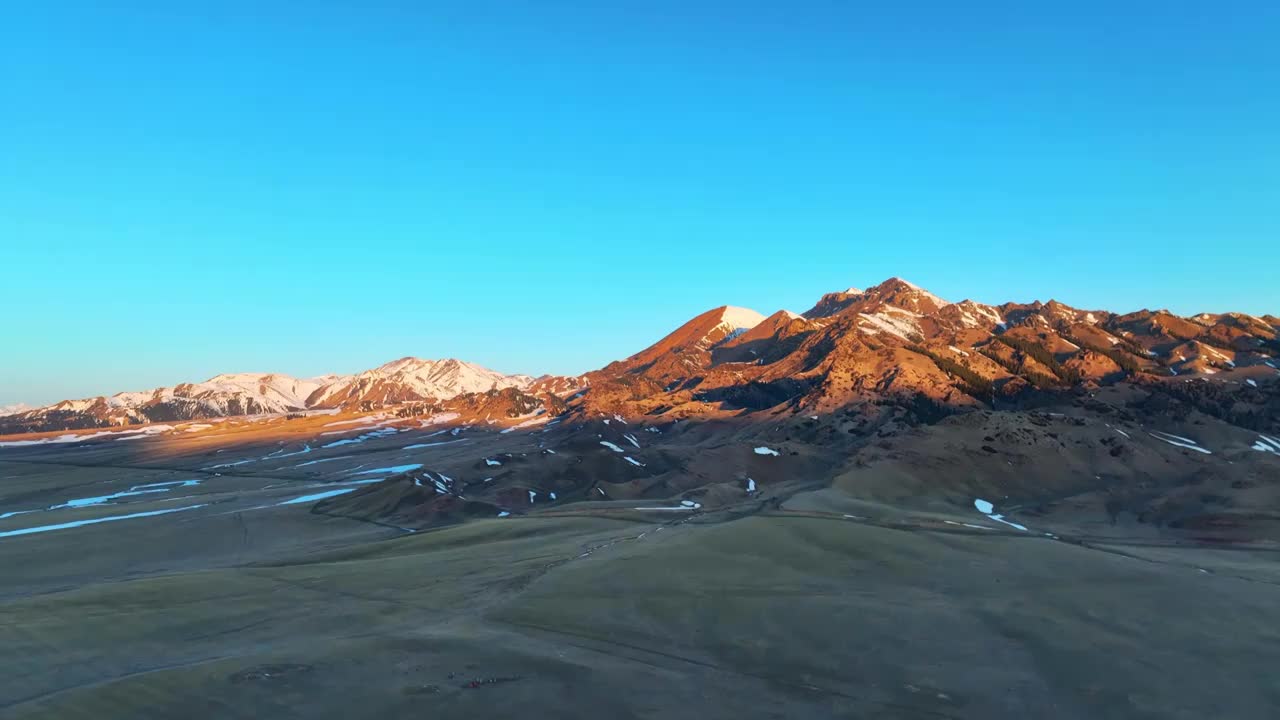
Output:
580,278,1279,430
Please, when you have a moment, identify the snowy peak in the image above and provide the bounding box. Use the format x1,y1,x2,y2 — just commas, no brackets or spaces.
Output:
805,278,951,320
717,306,768,330
357,357,534,391
708,306,768,345
8,371,330,432
194,373,330,408
723,309,811,349
307,357,536,410
596,304,768,384
0,403,32,417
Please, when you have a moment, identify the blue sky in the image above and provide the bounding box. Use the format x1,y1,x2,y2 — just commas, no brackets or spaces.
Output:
2,1,1277,406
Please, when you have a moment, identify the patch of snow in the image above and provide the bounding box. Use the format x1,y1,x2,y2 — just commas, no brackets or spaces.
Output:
322,426,401,448
944,520,995,530
280,488,357,505
953,301,1005,328
857,309,922,341
623,456,645,467
320,421,397,436
1202,345,1233,364
0,504,207,538
894,278,950,307
600,441,625,453
623,433,640,448
0,425,175,448
973,498,1027,531
746,478,756,492
323,416,385,428
292,455,354,468
52,486,171,509
402,439,468,450
133,479,201,490
203,456,261,470
528,491,537,504
1148,431,1212,455
1246,379,1258,387
486,458,502,466
754,446,780,456
352,463,423,476
263,445,312,460
718,306,767,332
501,415,551,434
497,511,510,518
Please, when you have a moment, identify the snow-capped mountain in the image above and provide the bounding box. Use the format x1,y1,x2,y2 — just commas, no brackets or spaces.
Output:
307,358,535,409
8,372,342,431
106,373,332,414
581,277,1279,419
592,305,767,386
1,359,545,433
0,403,32,417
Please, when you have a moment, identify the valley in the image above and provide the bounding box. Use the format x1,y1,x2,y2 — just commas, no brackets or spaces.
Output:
2,279,1278,719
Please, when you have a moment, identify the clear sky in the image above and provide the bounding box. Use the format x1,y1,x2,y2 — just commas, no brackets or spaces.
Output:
2,1,1278,406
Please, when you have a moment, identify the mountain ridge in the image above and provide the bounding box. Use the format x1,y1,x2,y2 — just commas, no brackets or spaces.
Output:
1,357,550,433
3,278,1277,435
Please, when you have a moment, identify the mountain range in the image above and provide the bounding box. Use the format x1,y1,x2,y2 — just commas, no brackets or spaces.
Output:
0,358,574,433
3,277,1276,435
